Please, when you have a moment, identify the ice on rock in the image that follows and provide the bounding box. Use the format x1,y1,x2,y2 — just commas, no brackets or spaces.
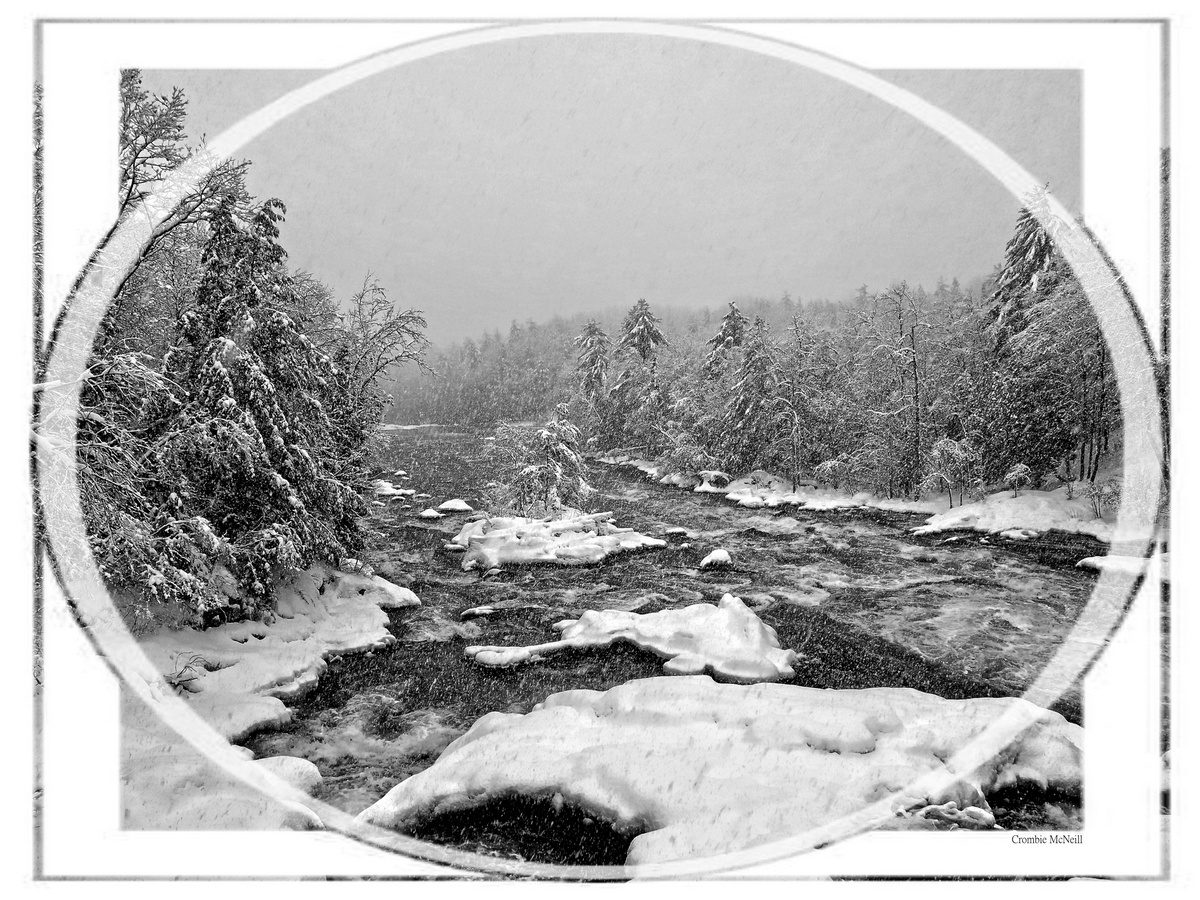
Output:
464,593,797,683
359,676,1083,866
699,548,732,569
450,511,665,571
438,498,474,512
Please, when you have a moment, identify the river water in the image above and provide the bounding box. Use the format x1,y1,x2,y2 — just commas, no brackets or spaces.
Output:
247,427,1102,858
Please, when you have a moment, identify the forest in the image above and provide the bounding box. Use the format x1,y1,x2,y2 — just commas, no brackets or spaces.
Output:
392,188,1143,511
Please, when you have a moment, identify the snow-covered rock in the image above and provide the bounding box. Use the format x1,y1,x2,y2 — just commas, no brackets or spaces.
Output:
464,594,797,683
461,606,495,619
373,479,416,499
699,548,732,569
418,508,444,519
438,498,474,513
359,676,1082,866
333,570,421,609
449,511,665,571
913,489,1112,540
393,469,409,477
253,755,324,795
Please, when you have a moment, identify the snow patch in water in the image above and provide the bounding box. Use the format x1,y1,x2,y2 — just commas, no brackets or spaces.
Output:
450,511,666,571
464,593,798,684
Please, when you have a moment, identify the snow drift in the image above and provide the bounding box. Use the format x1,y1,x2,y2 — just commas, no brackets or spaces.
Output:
449,511,666,571
464,593,798,683
359,676,1082,866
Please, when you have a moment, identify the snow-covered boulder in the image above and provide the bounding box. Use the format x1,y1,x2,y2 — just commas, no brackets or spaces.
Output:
449,511,665,571
438,498,474,513
418,508,444,519
913,489,1112,540
699,548,733,569
359,676,1082,865
464,594,797,683
254,755,323,795
461,606,495,619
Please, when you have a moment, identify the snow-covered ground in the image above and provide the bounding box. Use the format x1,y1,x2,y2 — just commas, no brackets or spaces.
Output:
913,488,1112,540
123,566,419,828
464,594,798,683
448,511,666,571
359,675,1082,866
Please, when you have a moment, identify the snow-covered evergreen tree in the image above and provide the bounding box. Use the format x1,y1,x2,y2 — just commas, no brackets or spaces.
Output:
721,317,777,471
155,197,369,611
616,298,668,363
487,404,592,514
573,320,611,399
702,301,749,377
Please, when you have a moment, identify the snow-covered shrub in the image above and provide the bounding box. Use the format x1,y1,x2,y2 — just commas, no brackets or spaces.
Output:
924,438,984,507
486,405,593,516
1082,477,1122,518
1003,462,1034,496
814,458,845,489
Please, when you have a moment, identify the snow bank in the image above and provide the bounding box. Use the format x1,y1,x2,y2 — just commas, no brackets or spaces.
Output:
125,566,419,829
359,676,1082,865
913,489,1112,540
450,511,666,571
595,457,938,514
464,594,797,683
725,470,940,514
137,566,418,743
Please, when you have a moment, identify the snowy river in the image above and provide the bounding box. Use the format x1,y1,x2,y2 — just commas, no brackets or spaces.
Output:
246,427,1103,862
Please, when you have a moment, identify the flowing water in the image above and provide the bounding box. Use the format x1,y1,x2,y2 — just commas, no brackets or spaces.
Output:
246,427,1104,855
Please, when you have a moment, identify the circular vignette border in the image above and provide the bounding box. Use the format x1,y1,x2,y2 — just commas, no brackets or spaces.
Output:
34,19,1165,881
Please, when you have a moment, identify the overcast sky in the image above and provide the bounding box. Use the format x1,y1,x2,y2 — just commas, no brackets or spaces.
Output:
145,34,1080,347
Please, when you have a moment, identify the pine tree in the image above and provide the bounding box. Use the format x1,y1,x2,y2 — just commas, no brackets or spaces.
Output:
616,298,668,363
702,301,749,377
573,320,611,399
